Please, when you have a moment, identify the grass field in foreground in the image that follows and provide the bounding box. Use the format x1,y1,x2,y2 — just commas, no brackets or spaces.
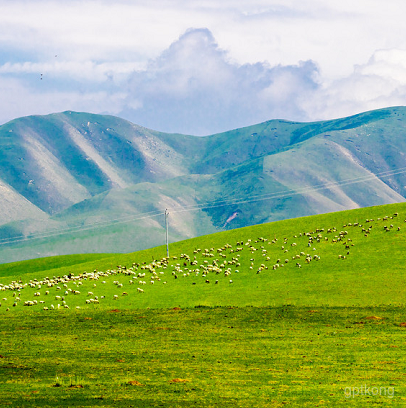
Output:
1,306,405,407
0,202,406,406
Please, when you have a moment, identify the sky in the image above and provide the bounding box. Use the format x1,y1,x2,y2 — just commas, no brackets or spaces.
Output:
2,0,406,135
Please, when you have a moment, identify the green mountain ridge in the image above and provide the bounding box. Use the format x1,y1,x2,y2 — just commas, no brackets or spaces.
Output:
0,107,405,263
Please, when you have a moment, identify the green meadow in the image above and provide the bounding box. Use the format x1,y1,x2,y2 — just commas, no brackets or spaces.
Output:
1,202,406,407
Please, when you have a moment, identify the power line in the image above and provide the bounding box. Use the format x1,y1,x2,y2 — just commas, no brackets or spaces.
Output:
169,166,406,214
0,210,165,246
0,165,405,247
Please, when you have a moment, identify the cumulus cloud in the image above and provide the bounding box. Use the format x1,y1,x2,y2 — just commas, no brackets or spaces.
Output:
119,28,320,134
305,48,406,121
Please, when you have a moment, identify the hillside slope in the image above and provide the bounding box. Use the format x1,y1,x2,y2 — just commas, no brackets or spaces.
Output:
1,202,405,308
0,107,405,263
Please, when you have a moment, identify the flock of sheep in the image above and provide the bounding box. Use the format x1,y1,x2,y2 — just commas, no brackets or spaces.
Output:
0,211,403,312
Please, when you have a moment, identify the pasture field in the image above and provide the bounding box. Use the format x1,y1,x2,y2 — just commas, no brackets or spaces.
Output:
1,202,406,406
0,306,405,407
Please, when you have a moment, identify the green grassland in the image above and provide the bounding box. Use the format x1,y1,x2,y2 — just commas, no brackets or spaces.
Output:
0,202,406,406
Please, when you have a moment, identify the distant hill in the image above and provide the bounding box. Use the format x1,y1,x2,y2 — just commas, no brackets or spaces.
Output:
0,107,405,263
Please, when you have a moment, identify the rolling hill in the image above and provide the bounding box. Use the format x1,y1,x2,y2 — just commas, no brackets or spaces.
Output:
0,107,405,263
1,201,405,308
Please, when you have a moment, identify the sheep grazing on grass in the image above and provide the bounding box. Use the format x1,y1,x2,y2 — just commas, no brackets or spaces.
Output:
137,288,144,293
1,214,400,313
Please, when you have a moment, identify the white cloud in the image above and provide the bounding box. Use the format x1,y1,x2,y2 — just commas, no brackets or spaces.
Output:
0,27,321,134
3,26,406,135
361,49,406,85
118,28,319,134
2,0,406,77
305,48,406,121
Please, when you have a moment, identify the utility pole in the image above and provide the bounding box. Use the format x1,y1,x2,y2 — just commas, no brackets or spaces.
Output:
165,209,169,258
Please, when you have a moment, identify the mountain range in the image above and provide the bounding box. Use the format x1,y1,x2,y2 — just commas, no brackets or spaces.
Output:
0,107,405,263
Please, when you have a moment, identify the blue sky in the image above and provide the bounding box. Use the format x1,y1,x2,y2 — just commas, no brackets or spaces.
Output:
2,0,406,135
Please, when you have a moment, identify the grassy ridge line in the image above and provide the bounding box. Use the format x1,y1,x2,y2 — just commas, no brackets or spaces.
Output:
0,202,405,309
0,253,115,279
1,201,404,279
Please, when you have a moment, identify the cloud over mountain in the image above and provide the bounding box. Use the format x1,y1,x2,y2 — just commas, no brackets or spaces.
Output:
2,19,406,135
119,28,319,135
306,49,406,121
